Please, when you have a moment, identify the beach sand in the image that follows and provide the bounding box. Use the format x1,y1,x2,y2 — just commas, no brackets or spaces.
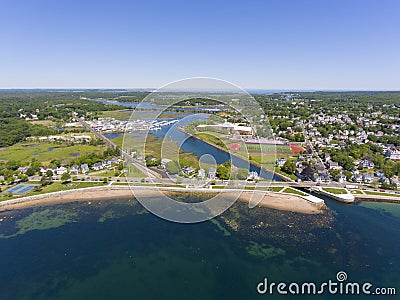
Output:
0,186,325,214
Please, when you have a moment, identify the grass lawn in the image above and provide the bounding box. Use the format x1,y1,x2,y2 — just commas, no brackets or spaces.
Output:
0,181,107,202
94,169,119,177
29,120,57,127
111,135,125,148
245,143,292,154
212,185,226,189
364,191,400,197
100,109,133,120
270,186,284,192
31,181,107,195
282,187,307,196
351,190,363,194
194,132,228,151
322,187,349,194
126,165,146,178
0,142,106,164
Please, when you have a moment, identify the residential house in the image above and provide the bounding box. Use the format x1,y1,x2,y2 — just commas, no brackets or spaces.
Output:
103,160,112,169
385,149,400,160
390,178,400,188
70,165,80,175
328,161,341,170
161,158,172,169
56,167,68,175
380,177,390,184
324,153,331,162
81,164,89,174
247,171,259,181
182,166,195,176
197,169,205,179
17,166,29,174
276,158,287,168
362,173,375,184
315,173,330,183
337,173,347,183
353,175,363,183
208,167,216,179
71,135,92,142
110,157,121,165
359,159,375,169
92,162,104,171
40,166,52,175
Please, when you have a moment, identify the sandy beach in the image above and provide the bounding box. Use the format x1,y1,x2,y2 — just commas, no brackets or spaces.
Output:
0,185,325,214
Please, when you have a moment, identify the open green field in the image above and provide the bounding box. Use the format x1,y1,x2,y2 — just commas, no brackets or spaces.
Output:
364,191,400,197
95,169,119,177
126,165,146,178
32,181,107,195
282,187,307,196
322,187,349,194
194,132,228,150
351,190,363,194
100,109,133,120
29,120,57,127
0,142,106,164
245,143,292,154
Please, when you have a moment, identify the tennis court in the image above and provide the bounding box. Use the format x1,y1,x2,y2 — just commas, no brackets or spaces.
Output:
3,184,37,195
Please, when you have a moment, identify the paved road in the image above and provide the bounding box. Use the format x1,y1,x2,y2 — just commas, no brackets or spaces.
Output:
301,122,327,169
77,117,159,179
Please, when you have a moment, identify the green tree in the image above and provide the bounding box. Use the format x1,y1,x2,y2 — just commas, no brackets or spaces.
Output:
281,161,296,175
165,161,179,175
40,175,51,186
217,165,230,180
18,174,29,182
61,173,71,183
236,168,249,180
26,167,35,177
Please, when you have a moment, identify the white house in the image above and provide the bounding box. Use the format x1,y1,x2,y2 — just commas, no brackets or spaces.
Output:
337,173,347,183
247,171,259,181
182,166,195,176
161,158,172,169
362,173,375,184
198,169,205,179
81,164,89,174
56,167,68,175
208,167,216,179
92,162,103,171
276,158,287,168
70,165,80,175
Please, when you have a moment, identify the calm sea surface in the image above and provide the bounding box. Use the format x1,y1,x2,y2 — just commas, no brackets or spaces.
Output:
0,195,399,299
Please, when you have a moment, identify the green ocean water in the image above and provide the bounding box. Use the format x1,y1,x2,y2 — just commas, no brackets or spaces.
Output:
0,196,398,299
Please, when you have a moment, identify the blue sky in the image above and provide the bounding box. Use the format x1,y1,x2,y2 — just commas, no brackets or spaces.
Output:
1,0,399,90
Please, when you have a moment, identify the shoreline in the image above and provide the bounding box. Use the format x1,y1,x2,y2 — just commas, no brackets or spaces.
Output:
0,185,325,214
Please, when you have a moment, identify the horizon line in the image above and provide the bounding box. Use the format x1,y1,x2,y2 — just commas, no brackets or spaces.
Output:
1,88,400,93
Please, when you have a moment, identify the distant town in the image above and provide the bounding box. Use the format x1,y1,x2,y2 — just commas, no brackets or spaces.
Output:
0,90,399,203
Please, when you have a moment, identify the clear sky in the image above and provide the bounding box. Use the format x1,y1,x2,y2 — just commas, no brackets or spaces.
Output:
1,0,399,90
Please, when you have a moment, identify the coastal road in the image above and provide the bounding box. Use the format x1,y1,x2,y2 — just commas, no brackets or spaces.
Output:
77,117,160,179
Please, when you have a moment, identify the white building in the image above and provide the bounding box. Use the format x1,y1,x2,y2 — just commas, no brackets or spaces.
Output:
56,167,68,175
